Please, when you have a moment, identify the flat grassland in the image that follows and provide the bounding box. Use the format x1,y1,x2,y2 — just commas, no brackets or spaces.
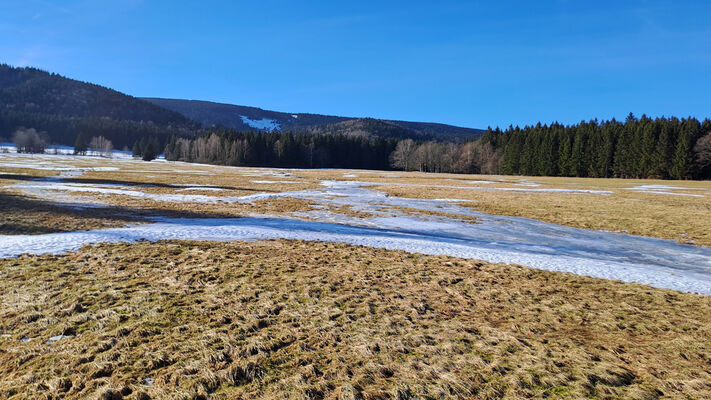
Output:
1,155,710,246
1,240,709,399
1,154,711,399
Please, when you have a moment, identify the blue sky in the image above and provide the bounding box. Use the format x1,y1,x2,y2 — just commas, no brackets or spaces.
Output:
1,1,710,129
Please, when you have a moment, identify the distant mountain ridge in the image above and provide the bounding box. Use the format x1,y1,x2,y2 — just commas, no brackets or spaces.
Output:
0,64,483,149
143,98,485,141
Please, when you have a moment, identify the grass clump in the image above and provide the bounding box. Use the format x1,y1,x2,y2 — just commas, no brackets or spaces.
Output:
1,240,709,399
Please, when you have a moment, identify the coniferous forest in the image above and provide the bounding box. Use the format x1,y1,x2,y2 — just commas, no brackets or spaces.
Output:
163,129,398,170
479,114,711,180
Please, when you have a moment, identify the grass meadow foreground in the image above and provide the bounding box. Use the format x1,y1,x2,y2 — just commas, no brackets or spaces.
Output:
1,154,711,399
1,240,710,399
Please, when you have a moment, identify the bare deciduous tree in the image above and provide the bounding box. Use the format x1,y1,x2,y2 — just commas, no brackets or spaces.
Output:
389,139,415,170
13,128,48,153
477,142,502,174
454,141,474,173
694,132,711,168
89,136,114,157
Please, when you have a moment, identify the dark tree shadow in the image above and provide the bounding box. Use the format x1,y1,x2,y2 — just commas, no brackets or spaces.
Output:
0,173,276,193
0,192,251,235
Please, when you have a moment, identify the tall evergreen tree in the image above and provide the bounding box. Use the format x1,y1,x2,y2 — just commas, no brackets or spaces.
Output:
74,132,88,155
671,125,693,179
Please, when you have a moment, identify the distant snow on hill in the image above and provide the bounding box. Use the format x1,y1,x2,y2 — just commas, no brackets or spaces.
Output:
239,115,280,131
142,97,486,141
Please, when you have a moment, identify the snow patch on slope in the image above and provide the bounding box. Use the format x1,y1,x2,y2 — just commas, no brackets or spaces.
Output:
239,116,280,131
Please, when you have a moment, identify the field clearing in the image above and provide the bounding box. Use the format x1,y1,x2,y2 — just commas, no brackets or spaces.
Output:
1,240,710,399
377,183,711,247
1,159,707,232
2,154,710,246
292,170,711,246
1,153,711,294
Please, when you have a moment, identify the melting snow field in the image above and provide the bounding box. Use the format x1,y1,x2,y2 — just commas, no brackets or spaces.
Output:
1,152,711,295
4,216,711,295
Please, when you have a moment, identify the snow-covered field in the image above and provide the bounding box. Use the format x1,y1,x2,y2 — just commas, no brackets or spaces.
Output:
0,142,136,158
2,152,711,295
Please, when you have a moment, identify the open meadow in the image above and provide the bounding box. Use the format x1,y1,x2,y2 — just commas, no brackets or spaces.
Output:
1,152,711,399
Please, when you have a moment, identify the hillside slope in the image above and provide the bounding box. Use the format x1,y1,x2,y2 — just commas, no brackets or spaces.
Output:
0,65,197,148
144,97,485,141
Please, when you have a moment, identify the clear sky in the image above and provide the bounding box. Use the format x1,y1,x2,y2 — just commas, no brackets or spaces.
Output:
1,1,710,129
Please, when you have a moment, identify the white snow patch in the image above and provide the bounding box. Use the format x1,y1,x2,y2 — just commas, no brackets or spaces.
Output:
461,180,496,185
46,335,72,344
631,185,701,191
633,191,704,198
498,188,612,194
383,182,612,195
627,185,706,198
8,180,234,204
240,116,280,131
0,144,134,158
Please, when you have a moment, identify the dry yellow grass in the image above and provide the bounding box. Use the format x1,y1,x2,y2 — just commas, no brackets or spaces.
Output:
0,193,148,235
377,184,711,246
1,240,710,399
383,205,479,223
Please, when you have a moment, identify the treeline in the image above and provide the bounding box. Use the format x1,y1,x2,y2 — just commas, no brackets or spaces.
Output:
161,114,711,180
487,114,711,179
0,111,193,150
389,114,711,180
164,129,398,170
388,139,500,174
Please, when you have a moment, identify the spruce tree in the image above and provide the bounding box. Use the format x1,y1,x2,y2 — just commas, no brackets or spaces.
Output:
640,121,658,177
142,137,158,161
569,130,585,177
654,121,674,178
132,140,142,157
74,132,88,155
671,127,693,179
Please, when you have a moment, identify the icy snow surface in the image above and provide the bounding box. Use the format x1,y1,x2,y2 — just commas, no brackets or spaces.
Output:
626,185,707,198
2,214,711,294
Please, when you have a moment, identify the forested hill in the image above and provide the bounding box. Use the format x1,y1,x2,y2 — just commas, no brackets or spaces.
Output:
143,97,485,141
0,65,198,148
